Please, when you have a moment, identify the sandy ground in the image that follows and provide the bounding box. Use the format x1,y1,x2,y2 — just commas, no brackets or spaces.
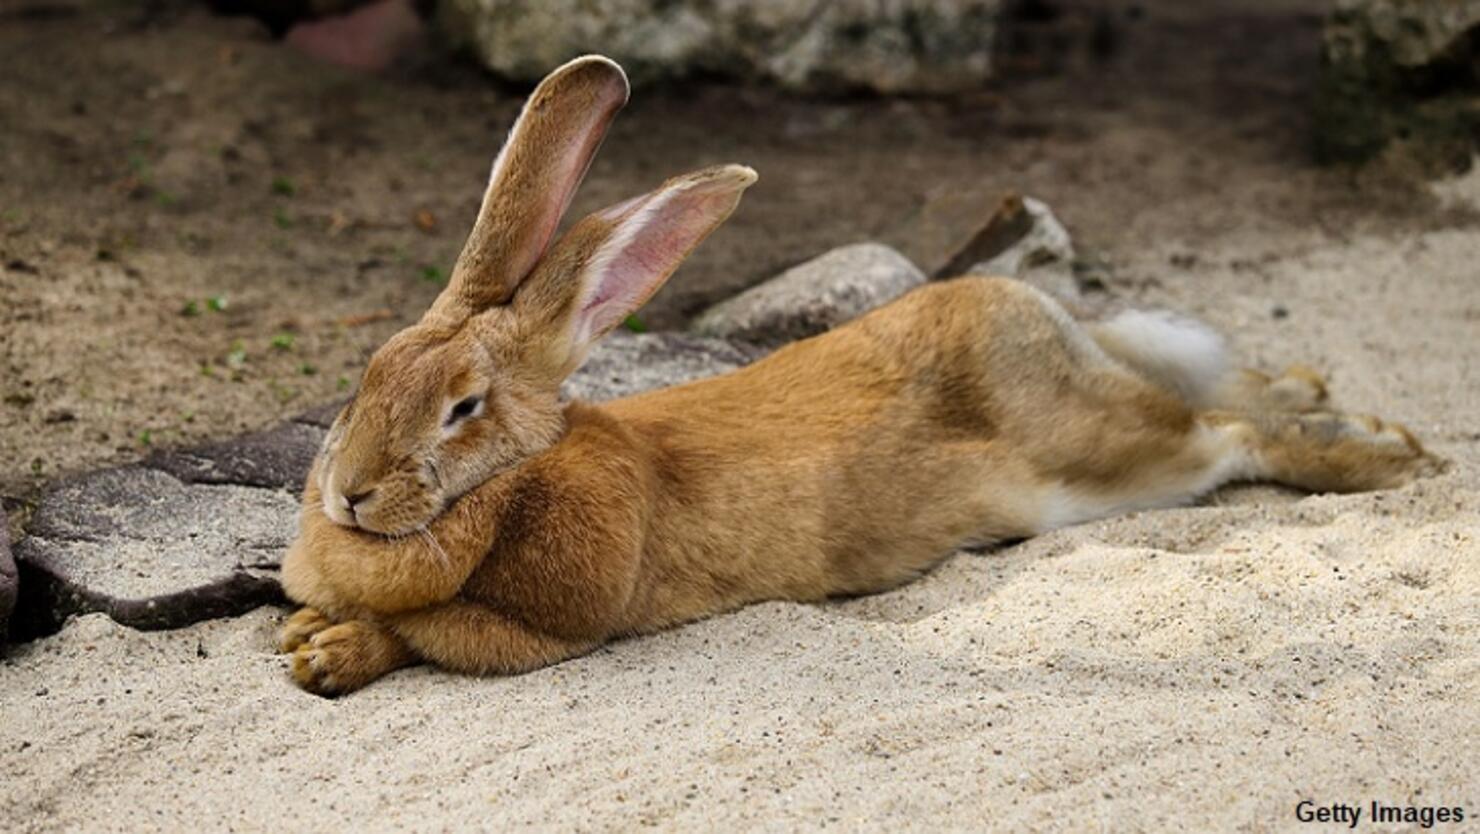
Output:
3,0,1479,831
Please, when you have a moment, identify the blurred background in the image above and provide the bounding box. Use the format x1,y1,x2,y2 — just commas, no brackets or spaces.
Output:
2,0,1476,514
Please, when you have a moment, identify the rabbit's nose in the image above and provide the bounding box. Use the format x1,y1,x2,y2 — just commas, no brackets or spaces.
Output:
345,489,375,509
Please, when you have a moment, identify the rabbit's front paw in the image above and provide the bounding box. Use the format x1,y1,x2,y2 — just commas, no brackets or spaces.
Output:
277,607,333,653
290,621,413,697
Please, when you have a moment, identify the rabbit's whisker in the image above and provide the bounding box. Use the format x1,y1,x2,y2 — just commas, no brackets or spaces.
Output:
418,526,451,570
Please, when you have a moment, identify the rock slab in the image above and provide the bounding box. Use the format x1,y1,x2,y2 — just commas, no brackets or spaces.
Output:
11,468,297,639
564,331,756,401
692,243,924,347
10,333,754,639
147,421,327,493
438,0,1002,94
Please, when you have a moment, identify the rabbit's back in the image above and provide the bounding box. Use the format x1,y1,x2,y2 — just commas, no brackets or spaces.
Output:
600,276,1151,619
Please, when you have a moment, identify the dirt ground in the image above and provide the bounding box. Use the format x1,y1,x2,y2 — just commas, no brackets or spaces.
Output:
0,0,1465,514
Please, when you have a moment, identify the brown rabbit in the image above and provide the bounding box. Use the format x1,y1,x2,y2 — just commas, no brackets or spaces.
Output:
278,55,1441,695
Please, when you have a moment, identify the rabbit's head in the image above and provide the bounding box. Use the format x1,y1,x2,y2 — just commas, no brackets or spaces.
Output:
318,56,756,535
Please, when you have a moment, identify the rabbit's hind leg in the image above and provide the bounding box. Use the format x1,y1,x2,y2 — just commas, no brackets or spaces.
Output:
1083,308,1331,413
1026,417,1257,534
1022,404,1440,536
1202,410,1444,493
1206,365,1330,413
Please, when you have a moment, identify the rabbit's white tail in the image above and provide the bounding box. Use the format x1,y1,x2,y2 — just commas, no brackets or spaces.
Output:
1087,309,1230,407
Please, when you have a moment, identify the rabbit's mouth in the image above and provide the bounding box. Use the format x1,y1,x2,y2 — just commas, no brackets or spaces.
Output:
322,465,441,537
347,495,441,538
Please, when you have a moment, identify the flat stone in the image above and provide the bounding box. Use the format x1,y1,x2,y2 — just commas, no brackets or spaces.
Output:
565,331,759,401
0,524,14,640
691,243,924,348
292,399,348,429
11,467,295,638
147,421,326,493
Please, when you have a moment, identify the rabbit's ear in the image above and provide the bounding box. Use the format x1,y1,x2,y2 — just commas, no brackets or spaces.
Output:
516,164,757,365
429,55,629,323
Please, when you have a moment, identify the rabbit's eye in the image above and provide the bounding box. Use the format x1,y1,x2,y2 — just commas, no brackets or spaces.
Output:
445,395,482,427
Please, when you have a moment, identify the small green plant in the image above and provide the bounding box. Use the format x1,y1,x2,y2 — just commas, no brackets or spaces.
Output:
298,362,317,376
270,333,295,351
420,265,446,284
269,379,299,403
622,315,648,333
183,296,229,317
271,176,296,197
226,341,248,370
336,375,351,392
138,429,153,447
273,208,294,229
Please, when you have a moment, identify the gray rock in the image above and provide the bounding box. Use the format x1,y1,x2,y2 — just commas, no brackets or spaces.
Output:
964,196,1083,305
1316,0,1480,169
438,0,1002,94
147,421,326,493
292,399,348,429
0,524,14,640
926,191,1038,281
967,197,1075,279
691,243,924,347
565,331,758,401
12,467,295,638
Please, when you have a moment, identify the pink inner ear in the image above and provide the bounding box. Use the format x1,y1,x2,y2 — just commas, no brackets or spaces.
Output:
580,187,736,340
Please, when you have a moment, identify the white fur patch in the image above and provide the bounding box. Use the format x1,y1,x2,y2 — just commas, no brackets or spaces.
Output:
1030,424,1259,533
1090,309,1230,406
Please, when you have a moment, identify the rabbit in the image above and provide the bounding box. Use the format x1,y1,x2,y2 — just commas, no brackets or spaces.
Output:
277,55,1443,696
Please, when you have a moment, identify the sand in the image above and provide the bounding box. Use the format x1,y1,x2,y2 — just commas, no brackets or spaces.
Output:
2,178,1478,831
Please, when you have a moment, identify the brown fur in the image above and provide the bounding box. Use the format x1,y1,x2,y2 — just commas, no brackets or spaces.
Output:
277,57,1442,695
